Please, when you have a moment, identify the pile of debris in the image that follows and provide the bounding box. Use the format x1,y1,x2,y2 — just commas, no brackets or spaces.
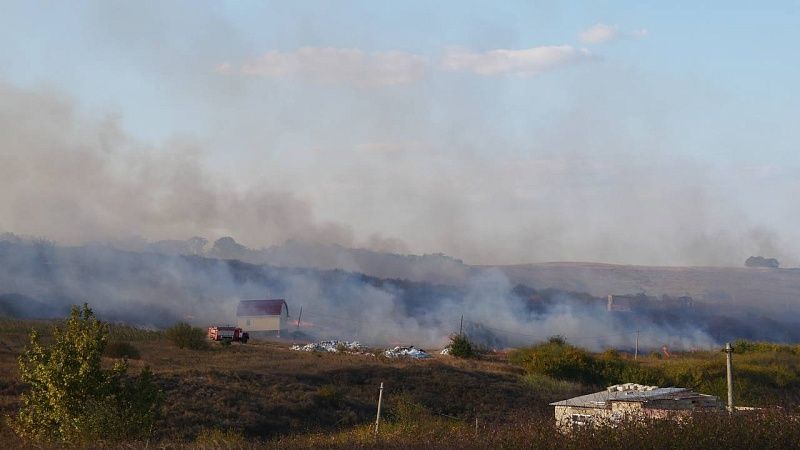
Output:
383,346,432,359
291,340,364,353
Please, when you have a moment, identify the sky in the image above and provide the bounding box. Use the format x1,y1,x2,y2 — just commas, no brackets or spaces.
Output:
1,1,799,266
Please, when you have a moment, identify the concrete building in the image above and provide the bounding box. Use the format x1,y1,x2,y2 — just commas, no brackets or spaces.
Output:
551,383,722,430
236,299,289,336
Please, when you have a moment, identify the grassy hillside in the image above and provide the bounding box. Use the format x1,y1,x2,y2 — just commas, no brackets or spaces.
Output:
497,262,800,316
0,319,581,444
0,319,798,448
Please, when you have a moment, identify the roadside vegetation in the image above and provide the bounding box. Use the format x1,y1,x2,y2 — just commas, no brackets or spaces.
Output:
509,337,800,406
9,304,162,444
165,322,209,350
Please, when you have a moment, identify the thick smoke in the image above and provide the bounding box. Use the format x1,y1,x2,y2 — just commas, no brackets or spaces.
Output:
2,79,800,350
6,237,791,352
0,79,797,267
0,82,352,250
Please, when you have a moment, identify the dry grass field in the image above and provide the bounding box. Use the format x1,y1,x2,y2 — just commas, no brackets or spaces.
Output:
1,318,799,448
0,318,583,446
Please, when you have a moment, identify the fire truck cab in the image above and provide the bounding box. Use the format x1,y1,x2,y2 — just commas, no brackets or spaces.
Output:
207,326,249,343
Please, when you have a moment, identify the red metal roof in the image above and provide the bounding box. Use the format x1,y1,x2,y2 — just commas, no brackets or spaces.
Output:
237,299,288,317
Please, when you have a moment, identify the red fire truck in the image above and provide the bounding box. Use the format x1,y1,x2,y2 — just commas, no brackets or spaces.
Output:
207,326,249,343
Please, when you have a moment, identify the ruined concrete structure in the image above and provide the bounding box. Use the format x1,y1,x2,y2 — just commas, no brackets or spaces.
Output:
551,383,722,430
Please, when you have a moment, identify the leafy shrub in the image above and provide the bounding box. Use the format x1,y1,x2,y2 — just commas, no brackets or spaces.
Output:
104,341,141,359
449,334,476,358
600,348,620,360
165,322,208,350
510,339,663,387
509,339,599,384
11,304,163,444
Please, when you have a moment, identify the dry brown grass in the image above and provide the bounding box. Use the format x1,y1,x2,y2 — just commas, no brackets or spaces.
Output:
0,320,580,443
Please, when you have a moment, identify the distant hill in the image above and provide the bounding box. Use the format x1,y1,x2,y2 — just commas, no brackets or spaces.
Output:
129,236,800,317
101,237,800,313
493,262,800,316
129,236,472,285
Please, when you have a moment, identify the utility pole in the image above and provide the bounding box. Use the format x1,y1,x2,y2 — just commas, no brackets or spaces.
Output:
374,382,384,436
635,329,640,360
460,314,464,336
725,342,734,412
296,306,303,331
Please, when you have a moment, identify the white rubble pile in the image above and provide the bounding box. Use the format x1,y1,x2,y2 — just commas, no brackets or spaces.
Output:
291,340,364,353
384,346,432,359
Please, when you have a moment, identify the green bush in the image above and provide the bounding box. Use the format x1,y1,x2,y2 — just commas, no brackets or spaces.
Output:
510,339,663,387
104,341,141,359
449,334,476,358
165,322,208,350
509,339,599,384
10,304,163,444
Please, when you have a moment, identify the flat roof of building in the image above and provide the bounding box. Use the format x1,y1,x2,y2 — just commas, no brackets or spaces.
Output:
550,385,714,408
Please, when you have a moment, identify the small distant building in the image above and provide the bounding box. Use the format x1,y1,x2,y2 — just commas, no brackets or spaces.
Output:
661,295,694,309
236,299,289,336
607,294,635,312
551,383,722,430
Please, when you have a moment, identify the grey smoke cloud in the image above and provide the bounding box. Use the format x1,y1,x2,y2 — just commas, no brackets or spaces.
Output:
0,82,352,249
2,1,799,269
0,78,796,268
0,237,728,351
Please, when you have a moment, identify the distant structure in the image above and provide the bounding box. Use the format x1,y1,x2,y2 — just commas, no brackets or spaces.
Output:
551,384,722,430
607,294,635,312
661,295,694,309
236,299,289,337
607,294,694,312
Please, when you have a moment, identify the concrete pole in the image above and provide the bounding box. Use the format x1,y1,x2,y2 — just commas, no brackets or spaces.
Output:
725,342,734,412
375,382,384,436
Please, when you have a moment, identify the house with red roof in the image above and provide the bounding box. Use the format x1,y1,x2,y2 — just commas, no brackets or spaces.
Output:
236,299,289,336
